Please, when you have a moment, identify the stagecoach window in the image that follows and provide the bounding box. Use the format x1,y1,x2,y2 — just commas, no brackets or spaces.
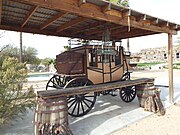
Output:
89,52,97,67
112,55,115,62
115,55,121,66
103,54,109,63
98,55,102,62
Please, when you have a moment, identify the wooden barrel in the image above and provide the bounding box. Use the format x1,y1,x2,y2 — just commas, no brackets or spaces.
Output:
34,96,72,135
136,83,160,107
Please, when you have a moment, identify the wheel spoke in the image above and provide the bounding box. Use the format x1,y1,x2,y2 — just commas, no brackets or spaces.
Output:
51,80,58,87
68,98,76,104
84,81,88,86
71,102,78,115
77,102,80,116
84,98,94,104
80,101,85,114
82,100,90,108
64,78,96,117
55,77,59,83
68,100,76,109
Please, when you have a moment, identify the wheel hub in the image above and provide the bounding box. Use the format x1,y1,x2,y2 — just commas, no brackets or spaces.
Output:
75,95,85,102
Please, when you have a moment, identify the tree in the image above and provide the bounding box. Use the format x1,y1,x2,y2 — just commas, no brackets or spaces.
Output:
0,57,35,125
107,0,129,7
23,46,40,64
175,37,180,45
0,45,40,65
63,45,71,51
41,58,54,72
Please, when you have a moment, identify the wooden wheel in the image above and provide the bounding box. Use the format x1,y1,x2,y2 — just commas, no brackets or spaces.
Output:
46,75,68,90
121,72,131,81
64,77,96,117
119,86,136,103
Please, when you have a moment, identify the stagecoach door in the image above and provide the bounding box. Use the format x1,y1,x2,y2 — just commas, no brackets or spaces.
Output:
102,53,112,83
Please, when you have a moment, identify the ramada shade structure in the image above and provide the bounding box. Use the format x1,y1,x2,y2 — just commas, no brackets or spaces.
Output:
0,0,179,102
0,0,179,39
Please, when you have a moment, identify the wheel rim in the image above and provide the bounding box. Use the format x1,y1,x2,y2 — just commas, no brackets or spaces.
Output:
64,78,96,117
119,86,136,103
46,75,68,90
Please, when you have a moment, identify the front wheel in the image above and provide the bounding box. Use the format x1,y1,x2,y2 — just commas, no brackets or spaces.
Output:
64,77,97,117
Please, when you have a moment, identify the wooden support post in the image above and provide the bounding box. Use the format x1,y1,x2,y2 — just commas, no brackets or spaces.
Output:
19,32,23,63
0,0,2,24
168,33,174,103
127,38,130,52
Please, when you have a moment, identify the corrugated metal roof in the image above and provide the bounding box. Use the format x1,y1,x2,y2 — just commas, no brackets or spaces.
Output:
0,0,179,40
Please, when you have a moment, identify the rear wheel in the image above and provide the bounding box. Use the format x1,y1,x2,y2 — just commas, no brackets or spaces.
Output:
119,86,136,103
46,75,71,90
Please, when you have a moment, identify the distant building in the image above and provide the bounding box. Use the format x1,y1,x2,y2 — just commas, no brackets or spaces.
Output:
131,45,180,63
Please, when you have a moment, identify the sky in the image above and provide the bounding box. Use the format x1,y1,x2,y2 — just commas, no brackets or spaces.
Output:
0,0,180,59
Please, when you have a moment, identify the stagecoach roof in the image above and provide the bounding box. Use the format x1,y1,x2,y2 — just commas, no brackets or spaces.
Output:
0,0,180,40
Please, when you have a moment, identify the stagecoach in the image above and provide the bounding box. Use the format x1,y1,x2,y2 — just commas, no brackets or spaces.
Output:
46,38,136,117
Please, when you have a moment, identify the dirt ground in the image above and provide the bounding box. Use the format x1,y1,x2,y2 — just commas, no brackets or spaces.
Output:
111,69,180,135
111,103,180,135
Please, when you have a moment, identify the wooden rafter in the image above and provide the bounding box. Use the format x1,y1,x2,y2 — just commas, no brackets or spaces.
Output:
0,0,2,24
40,12,68,30
56,17,88,33
21,5,39,27
72,22,104,34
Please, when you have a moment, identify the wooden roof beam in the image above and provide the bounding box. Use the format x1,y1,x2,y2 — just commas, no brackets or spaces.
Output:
111,26,135,35
19,0,177,34
0,0,2,24
112,29,158,39
40,12,68,30
85,27,104,36
151,18,159,25
78,0,86,7
102,3,111,13
172,24,180,30
21,5,39,27
72,21,104,34
136,15,152,26
56,17,88,33
0,24,68,37
102,3,122,18
86,25,123,36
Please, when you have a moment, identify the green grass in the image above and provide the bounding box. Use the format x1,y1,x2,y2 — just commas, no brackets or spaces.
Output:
137,62,164,67
174,62,180,65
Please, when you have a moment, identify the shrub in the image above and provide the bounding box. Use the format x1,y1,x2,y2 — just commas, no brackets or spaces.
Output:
0,57,35,125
